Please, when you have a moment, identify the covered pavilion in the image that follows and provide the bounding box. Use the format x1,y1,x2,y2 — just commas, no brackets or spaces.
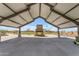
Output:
0,3,79,56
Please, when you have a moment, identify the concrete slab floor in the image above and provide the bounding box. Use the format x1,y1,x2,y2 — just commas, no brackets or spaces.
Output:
0,37,79,56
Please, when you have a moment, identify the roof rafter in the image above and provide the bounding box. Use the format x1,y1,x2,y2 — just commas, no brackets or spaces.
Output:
0,3,35,22
45,3,58,19
39,3,41,16
65,4,79,14
24,3,34,19
0,5,30,23
0,16,4,18
28,10,34,19
0,16,5,22
8,19,22,25
60,26,77,29
44,3,54,8
3,3,15,12
50,4,79,24
27,3,36,6
46,11,52,19
51,9,79,25
76,18,79,20
57,21,70,26
0,16,22,25
0,25,18,28
2,3,27,22
49,4,79,23
19,15,28,22
57,18,79,26
44,3,60,23
0,3,79,29
52,16,61,23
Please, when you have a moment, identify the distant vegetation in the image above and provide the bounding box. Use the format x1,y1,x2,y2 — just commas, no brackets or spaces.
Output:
21,31,34,35
0,30,18,34
0,30,78,37
21,31,58,35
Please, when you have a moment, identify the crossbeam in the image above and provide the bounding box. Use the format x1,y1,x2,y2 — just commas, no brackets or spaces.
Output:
51,9,79,25
51,4,79,23
0,3,35,23
45,3,79,25
57,18,79,26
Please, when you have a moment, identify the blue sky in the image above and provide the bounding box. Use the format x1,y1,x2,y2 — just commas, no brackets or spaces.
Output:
0,17,77,32
21,18,57,31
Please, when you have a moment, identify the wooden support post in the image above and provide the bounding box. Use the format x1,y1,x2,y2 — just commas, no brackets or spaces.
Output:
58,28,60,38
18,27,21,37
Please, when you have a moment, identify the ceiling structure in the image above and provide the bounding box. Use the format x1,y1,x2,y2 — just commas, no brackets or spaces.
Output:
0,3,79,29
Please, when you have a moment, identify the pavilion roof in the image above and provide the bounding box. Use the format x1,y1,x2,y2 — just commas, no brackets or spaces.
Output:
0,3,79,29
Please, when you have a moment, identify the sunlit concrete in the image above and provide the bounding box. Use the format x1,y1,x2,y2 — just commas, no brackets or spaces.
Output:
1,33,75,42
1,34,18,42
0,37,79,56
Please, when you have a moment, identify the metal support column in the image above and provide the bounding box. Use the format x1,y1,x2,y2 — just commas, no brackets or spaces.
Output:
74,26,79,45
76,26,79,40
0,36,1,42
77,26,79,38
18,27,21,37
58,28,60,38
